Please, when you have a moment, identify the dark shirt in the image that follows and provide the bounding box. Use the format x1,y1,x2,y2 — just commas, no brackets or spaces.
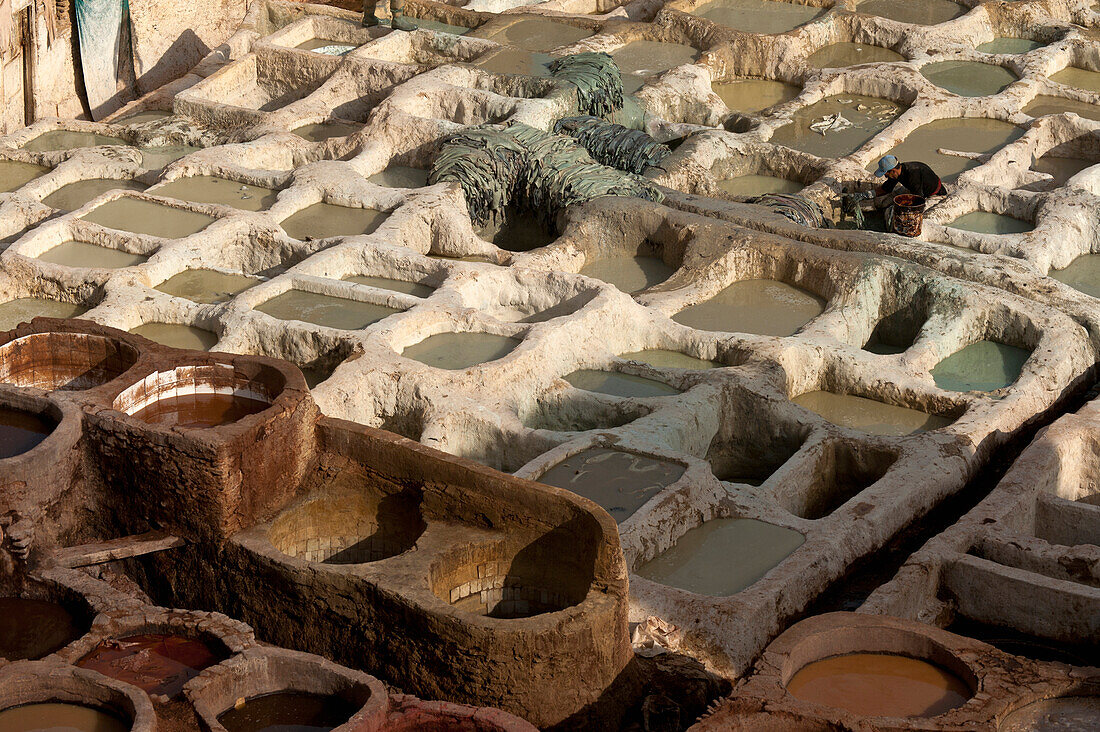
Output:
881,161,943,198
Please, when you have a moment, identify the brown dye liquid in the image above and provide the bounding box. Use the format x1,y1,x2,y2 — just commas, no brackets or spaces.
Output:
771,94,903,158
874,118,1022,183
474,47,553,77
130,323,219,351
119,110,173,125
139,145,200,171
537,448,685,522
0,406,54,459
38,240,148,269
1031,155,1093,186
0,597,81,660
471,18,591,52
695,0,824,33
344,275,434,298
155,176,279,212
807,42,904,68
1024,94,1100,121
1050,66,1100,92
0,160,50,192
402,332,518,369
0,702,129,732
786,653,971,718
83,198,216,238
713,79,800,114
579,255,674,293
921,61,1018,97
130,393,269,429
0,298,86,330
256,291,401,330
792,391,951,436
672,279,825,336
22,130,127,151
368,166,428,188
217,691,358,732
156,269,259,303
612,41,699,94
41,178,147,211
77,633,223,697
280,202,387,240
857,0,965,25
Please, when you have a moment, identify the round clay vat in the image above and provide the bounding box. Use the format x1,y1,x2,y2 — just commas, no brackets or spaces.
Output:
268,483,425,565
0,579,95,662
0,661,155,732
0,390,82,500
0,332,140,391
780,625,977,719
185,647,387,732
111,363,282,430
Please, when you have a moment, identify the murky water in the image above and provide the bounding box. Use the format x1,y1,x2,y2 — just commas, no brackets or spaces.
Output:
857,0,966,25
131,393,269,428
947,211,1033,234
280,202,387,240
257,291,400,330
412,18,471,34
0,406,54,459
42,178,147,211
977,37,1043,54
1051,66,1100,92
1031,155,1093,186
612,41,699,94
673,280,824,336
619,349,719,369
345,275,434,298
476,209,555,251
474,47,553,76
368,166,429,188
140,145,200,170
0,597,81,660
807,42,903,68
22,130,127,151
156,269,259,303
563,369,680,397
1023,94,1100,121
471,18,591,51
636,518,804,595
1050,254,1100,298
931,340,1029,392
694,0,825,34
218,691,357,732
875,118,1023,183
297,38,357,54
0,703,129,732
921,61,1018,96
579,255,674,293
84,198,217,238
155,175,278,211
713,79,800,113
718,174,802,196
0,160,49,192
293,121,362,141
771,94,903,157
0,298,86,330
793,390,951,435
1000,696,1100,732
787,653,971,718
402,332,518,369
130,323,219,350
537,448,685,522
37,240,148,269
119,110,173,125
77,633,223,697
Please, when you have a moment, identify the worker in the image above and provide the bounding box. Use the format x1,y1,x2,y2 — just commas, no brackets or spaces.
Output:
873,155,947,207
363,0,415,30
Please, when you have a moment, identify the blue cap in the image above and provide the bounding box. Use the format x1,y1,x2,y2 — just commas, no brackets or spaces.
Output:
875,155,899,177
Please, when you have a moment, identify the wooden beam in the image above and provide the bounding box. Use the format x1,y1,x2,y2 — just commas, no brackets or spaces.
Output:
56,530,185,568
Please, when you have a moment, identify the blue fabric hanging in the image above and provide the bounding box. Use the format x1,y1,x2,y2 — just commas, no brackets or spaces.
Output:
75,0,128,119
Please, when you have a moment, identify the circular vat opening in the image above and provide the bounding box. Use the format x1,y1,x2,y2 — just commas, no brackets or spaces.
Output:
0,665,148,732
112,363,282,430
930,340,1030,393
792,389,955,436
946,210,1033,235
0,585,92,661
0,701,131,732
0,400,58,459
268,483,425,565
921,61,1018,97
713,78,801,115
673,279,825,337
782,628,976,719
402,332,519,370
0,332,139,391
430,524,599,619
1000,696,1100,731
76,629,230,698
218,691,360,732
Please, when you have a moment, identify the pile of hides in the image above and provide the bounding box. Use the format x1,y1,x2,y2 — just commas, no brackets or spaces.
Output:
549,52,624,117
553,115,670,174
748,193,827,228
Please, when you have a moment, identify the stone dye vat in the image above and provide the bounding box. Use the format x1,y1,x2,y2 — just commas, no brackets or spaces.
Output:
21,130,126,151
0,406,55,458
155,175,279,212
1050,66,1100,92
876,118,1023,182
1051,254,1100,297
1024,95,1100,121
792,391,952,435
0,703,130,732
293,121,361,141
37,241,148,269
156,269,260,303
83,198,216,238
694,0,825,34
857,0,966,24
402,332,518,369
921,61,1018,96
947,211,1033,234
537,447,685,522
41,179,147,211
563,369,681,397
256,291,400,330
931,341,1029,392
130,322,219,350
345,275,434,298
713,79,800,114
636,518,805,596
673,280,825,336
579,254,675,292
77,633,226,697
718,174,802,196
280,202,387,240
770,95,903,157
619,349,720,369
471,18,592,52
977,37,1044,54
0,160,49,191
218,691,358,732
611,40,699,93
0,597,83,660
0,299,86,330
807,43,903,68
367,166,429,188
0,331,138,391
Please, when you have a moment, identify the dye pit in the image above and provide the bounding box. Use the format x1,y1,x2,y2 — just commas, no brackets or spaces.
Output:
2,0,1099,729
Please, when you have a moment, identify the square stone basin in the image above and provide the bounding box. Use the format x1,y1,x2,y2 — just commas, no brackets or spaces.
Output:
83,198,217,239
536,448,686,522
256,291,401,330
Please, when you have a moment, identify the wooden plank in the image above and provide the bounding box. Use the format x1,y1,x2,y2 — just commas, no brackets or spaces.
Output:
56,530,185,568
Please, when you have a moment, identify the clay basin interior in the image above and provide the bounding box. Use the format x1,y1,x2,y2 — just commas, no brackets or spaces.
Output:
111,362,282,430
863,301,928,355
712,77,801,116
780,626,977,718
672,277,827,337
520,391,653,432
0,298,88,330
475,206,557,252
75,624,231,698
705,408,808,484
0,672,141,732
20,129,127,151
578,238,682,295
791,388,957,436
484,289,598,324
536,447,687,522
563,368,682,398
770,94,906,158
194,653,377,732
0,583,93,661
0,397,60,460
780,441,897,519
430,519,599,619
269,481,426,564
0,331,139,391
